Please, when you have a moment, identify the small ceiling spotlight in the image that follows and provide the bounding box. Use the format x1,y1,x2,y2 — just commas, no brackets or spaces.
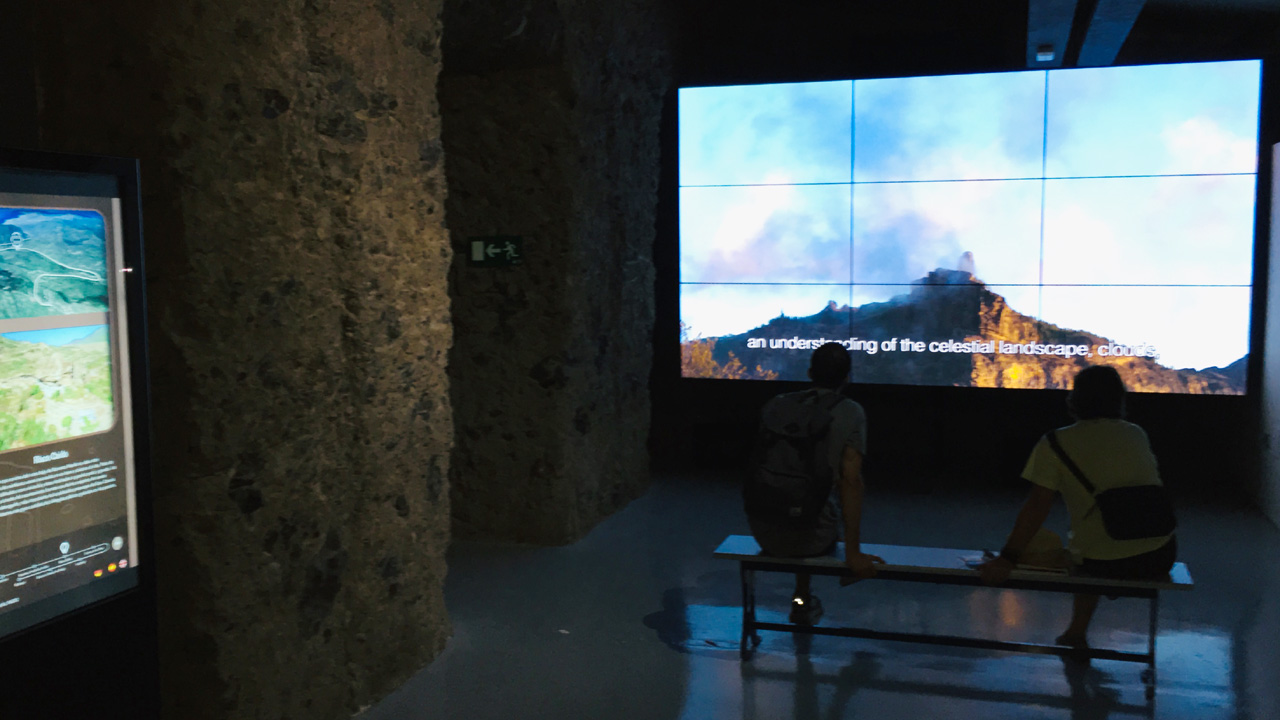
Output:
1036,44,1056,63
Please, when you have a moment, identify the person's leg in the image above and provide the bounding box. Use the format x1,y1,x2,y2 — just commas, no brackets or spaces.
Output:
790,572,824,625
749,515,837,626
1057,593,1101,647
789,531,837,621
793,572,811,600
1060,538,1175,647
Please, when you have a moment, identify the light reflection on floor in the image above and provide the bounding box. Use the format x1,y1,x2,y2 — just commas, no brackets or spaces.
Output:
658,604,1241,719
364,475,1279,720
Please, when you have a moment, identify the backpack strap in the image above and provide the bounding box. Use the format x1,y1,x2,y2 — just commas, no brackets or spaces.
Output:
819,389,845,412
793,388,844,433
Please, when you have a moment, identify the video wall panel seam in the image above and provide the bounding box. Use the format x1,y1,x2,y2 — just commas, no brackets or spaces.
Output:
850,81,856,342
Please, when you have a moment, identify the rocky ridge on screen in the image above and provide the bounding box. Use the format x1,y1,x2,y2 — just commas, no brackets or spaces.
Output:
699,269,1245,394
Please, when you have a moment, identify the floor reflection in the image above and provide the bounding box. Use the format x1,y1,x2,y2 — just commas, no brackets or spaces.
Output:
650,593,1195,720
365,476,1278,720
658,593,1246,719
738,653,1155,720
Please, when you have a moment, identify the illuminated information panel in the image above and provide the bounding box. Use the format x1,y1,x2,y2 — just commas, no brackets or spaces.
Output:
0,160,144,639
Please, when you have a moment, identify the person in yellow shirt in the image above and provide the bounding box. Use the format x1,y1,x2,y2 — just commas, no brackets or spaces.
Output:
980,365,1176,649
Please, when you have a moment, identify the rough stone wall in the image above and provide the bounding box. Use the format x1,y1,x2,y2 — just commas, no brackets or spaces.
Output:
31,1,453,718
444,0,669,543
442,66,580,541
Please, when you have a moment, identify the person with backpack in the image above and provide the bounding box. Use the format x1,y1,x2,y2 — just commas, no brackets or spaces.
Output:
744,342,885,625
979,365,1177,650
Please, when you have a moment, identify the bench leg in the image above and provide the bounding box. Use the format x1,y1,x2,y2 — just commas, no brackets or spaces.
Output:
740,564,760,660
1141,593,1159,699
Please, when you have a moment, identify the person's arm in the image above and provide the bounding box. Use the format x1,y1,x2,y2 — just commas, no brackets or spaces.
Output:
979,484,1056,585
839,444,884,580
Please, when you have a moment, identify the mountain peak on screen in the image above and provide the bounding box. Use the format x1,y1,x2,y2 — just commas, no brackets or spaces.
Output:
685,269,1244,395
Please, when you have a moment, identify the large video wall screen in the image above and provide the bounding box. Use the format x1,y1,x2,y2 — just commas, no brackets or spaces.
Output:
678,60,1262,394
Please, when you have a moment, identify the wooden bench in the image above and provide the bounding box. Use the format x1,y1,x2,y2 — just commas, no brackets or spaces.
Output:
714,535,1194,697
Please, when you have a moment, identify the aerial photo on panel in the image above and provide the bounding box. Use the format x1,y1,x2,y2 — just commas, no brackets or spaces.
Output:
0,325,113,451
0,208,109,320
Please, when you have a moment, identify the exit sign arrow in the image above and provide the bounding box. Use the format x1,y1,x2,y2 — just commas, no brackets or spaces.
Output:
468,236,525,267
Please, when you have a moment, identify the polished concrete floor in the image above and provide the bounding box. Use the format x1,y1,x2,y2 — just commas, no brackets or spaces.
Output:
365,474,1280,720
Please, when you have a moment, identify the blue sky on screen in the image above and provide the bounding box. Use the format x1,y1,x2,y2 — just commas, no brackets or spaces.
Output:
680,184,851,284
1042,175,1256,286
1045,60,1261,177
2,325,104,346
852,179,1042,285
677,60,1260,372
680,284,850,339
679,81,852,187
854,70,1046,182
1039,286,1250,370
0,208,102,226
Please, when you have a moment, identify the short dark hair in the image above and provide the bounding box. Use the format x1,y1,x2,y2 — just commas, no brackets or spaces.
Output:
809,342,851,388
1068,365,1126,419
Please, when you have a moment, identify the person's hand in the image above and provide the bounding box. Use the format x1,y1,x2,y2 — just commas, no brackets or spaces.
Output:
979,556,1015,586
840,551,885,585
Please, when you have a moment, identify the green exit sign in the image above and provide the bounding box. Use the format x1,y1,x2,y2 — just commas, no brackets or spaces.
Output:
468,236,524,267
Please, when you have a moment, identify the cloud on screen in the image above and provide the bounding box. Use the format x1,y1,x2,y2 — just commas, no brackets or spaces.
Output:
1042,174,1255,286
679,81,852,186
853,179,1043,285
1045,60,1260,177
854,70,1046,182
1039,286,1250,370
680,185,851,284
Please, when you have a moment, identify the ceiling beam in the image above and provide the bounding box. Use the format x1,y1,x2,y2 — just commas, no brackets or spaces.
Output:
1027,0,1077,68
1077,0,1147,67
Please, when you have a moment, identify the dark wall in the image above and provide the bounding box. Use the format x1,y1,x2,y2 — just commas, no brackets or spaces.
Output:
652,1,1280,505
442,0,672,544
0,3,37,148
3,2,456,719
0,12,157,720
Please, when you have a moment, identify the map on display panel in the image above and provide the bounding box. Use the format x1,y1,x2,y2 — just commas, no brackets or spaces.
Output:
0,208,109,319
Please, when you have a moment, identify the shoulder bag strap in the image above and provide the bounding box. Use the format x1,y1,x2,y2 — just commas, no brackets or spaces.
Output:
1045,430,1098,496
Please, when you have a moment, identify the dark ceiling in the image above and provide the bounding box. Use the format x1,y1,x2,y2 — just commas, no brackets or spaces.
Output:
669,0,1280,86
438,1,1279,83
1126,0,1280,62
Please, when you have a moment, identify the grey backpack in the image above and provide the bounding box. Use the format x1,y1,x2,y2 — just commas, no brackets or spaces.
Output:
744,389,843,527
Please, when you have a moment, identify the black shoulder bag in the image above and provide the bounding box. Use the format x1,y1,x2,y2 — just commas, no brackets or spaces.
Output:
1045,430,1176,541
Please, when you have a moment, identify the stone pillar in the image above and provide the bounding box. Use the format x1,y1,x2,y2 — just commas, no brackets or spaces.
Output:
1263,143,1280,529
31,1,453,718
442,0,669,543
